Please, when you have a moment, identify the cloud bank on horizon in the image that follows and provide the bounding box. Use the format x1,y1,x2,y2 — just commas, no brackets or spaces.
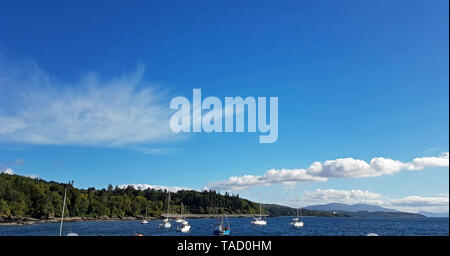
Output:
207,152,449,190
299,189,449,213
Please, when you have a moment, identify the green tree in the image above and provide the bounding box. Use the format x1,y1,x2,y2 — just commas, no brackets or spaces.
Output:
0,199,11,217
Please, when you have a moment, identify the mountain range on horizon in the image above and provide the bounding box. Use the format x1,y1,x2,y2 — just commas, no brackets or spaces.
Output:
304,203,401,213
304,203,448,217
418,211,449,217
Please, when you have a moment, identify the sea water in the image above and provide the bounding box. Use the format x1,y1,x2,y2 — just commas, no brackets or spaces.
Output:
0,217,448,236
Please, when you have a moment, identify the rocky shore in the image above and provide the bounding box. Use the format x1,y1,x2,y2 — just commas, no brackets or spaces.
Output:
0,216,157,226
0,214,268,226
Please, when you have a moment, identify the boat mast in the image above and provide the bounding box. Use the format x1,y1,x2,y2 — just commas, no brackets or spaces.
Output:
181,203,184,219
296,188,299,218
59,187,67,236
259,203,262,219
167,191,171,217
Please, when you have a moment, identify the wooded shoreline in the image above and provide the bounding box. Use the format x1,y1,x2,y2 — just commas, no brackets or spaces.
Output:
0,214,272,226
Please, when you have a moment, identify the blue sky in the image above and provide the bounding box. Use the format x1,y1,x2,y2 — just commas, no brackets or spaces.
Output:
0,0,448,212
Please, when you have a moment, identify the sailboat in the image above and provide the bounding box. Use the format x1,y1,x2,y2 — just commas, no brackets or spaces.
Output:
176,203,191,232
59,187,79,236
251,203,267,225
290,189,304,228
289,207,304,227
175,203,186,223
214,214,231,235
160,191,172,228
176,218,191,233
141,206,149,224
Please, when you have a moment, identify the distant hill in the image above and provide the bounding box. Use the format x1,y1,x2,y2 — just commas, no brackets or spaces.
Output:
263,203,424,218
342,211,424,218
418,211,449,217
305,203,399,213
262,204,348,217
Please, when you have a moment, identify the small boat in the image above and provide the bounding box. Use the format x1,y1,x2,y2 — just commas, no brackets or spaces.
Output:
177,221,191,233
141,207,149,224
176,204,191,232
159,191,172,228
59,185,79,236
162,218,172,228
175,203,187,223
251,203,267,225
251,217,267,225
290,216,304,228
290,191,304,228
214,214,231,235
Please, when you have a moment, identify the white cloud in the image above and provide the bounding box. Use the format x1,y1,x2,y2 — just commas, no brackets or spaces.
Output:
207,152,449,190
0,168,39,179
0,54,176,148
207,170,327,191
1,168,14,175
390,195,449,207
25,174,39,179
409,152,450,170
303,189,383,204
118,184,193,193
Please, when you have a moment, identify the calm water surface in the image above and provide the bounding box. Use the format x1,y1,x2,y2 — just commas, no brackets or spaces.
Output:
0,217,448,236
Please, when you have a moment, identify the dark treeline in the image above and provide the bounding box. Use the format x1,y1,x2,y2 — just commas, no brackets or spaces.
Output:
0,174,260,219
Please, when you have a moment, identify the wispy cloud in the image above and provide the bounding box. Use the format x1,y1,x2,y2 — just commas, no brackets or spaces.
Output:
303,189,384,205
6,159,24,165
25,174,39,179
0,53,177,149
207,152,449,190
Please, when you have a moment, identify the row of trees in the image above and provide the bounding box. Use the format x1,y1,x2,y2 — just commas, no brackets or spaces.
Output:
0,173,260,219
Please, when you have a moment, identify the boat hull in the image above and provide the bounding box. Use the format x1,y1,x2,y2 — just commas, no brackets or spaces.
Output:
290,221,304,227
214,230,231,235
178,225,191,233
251,218,267,225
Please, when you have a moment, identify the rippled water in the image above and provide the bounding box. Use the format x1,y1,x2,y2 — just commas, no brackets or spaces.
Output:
0,217,448,236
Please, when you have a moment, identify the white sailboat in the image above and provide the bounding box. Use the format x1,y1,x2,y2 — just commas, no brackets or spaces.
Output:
160,191,172,228
59,187,79,236
177,220,191,233
141,206,149,224
175,203,187,223
162,218,171,228
290,189,304,228
289,208,304,227
251,203,267,225
176,203,191,232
